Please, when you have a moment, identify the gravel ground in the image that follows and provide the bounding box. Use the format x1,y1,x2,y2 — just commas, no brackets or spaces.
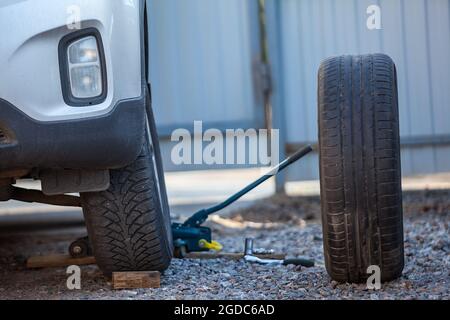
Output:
0,189,448,300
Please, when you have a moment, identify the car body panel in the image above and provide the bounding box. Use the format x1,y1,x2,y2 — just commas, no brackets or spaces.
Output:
0,0,142,122
0,0,146,171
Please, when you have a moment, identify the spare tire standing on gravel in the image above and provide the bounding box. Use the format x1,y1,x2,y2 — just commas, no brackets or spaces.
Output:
81,90,173,277
318,54,404,283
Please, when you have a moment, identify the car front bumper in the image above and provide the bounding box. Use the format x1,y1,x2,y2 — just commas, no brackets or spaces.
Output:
0,0,147,171
0,94,146,171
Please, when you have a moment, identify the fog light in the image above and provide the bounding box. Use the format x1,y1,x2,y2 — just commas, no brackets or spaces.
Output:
70,65,102,98
68,36,99,64
67,36,102,99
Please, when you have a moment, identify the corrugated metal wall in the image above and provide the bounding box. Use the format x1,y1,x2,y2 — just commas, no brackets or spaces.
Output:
147,0,268,172
147,0,264,137
147,0,450,181
267,0,450,181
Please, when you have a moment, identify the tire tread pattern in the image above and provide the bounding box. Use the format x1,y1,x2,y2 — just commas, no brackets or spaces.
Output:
81,137,173,277
318,54,404,283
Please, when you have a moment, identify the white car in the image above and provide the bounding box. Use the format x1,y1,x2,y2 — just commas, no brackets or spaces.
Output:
0,0,172,277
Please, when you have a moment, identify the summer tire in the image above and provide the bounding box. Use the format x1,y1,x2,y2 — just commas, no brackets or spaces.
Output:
318,54,404,283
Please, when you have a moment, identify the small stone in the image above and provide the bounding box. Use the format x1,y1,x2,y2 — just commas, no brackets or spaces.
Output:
125,290,138,295
370,293,380,300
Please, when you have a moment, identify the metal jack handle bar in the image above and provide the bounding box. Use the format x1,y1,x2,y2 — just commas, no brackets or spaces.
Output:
183,145,313,227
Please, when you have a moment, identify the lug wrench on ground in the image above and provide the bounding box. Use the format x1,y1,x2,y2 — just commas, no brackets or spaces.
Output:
243,238,315,267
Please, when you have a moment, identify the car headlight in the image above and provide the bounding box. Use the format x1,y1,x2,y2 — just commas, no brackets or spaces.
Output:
59,29,107,106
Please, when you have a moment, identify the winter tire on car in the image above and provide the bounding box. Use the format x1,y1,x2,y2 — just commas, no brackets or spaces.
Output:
318,54,404,283
81,96,173,277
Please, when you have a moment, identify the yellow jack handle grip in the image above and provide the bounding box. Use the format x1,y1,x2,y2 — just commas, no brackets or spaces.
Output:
199,239,223,251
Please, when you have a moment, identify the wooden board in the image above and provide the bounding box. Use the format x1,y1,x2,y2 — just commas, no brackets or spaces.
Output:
184,252,286,260
112,271,160,290
26,254,96,269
